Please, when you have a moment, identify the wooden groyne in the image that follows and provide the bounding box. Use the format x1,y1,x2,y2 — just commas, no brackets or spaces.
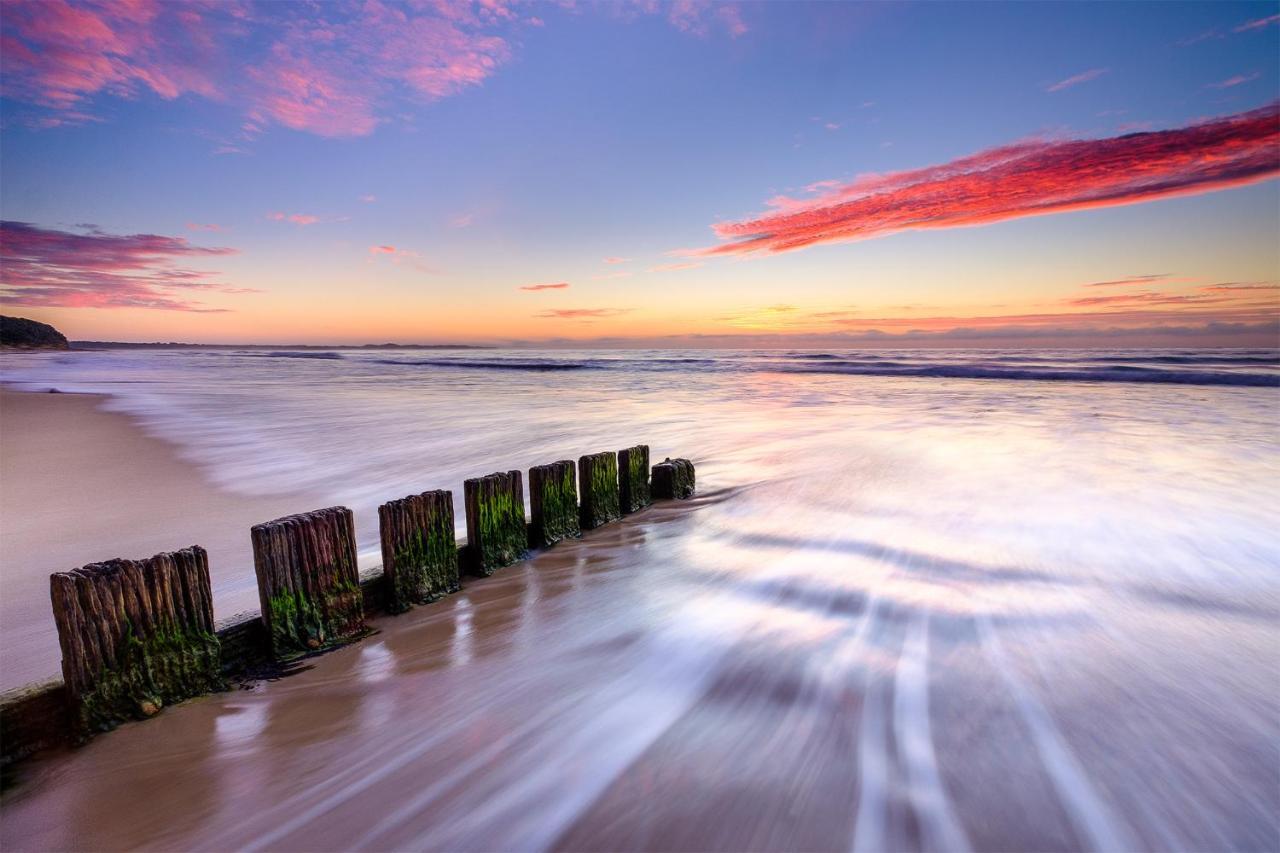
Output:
653,457,696,500
379,490,460,613
50,547,221,734
464,470,527,576
0,444,695,772
529,461,580,548
252,507,366,659
579,451,622,530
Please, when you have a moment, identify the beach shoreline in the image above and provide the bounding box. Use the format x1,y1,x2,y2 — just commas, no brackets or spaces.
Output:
0,386,314,692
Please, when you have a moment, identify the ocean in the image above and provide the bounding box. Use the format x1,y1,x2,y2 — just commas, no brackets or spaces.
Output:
1,346,1277,849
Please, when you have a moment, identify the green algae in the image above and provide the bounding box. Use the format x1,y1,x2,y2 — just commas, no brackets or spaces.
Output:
387,517,459,613
618,445,652,513
254,508,366,660
266,574,363,659
78,618,223,734
652,457,696,500
466,472,527,576
529,461,580,547
579,452,621,530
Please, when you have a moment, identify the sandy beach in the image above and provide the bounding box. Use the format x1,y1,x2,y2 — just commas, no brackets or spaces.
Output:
0,388,312,692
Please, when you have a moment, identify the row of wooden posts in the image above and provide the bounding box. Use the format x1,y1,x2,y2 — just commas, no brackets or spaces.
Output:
48,446,696,736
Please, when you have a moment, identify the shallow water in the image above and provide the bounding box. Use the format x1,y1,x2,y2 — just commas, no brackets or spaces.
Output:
1,348,1278,850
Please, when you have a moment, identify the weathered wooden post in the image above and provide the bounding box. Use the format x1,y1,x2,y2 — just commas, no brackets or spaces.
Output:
652,457,696,499
464,471,527,576
378,490,460,613
579,451,621,530
49,546,222,733
618,444,652,513
528,460,580,547
251,506,365,659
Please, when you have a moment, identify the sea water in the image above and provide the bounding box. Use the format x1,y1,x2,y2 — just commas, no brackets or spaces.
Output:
1,347,1276,849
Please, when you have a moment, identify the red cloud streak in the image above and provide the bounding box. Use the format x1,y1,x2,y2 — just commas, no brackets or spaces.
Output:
536,308,631,319
519,282,570,291
703,103,1280,256
0,220,237,311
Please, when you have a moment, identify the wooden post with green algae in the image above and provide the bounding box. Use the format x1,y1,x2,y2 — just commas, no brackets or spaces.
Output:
578,451,622,530
463,470,528,576
529,460,581,547
49,546,223,735
618,444,652,514
379,490,460,613
652,457,696,499
251,506,365,660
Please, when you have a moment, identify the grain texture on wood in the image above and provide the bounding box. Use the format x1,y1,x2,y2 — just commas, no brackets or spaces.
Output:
652,457,696,499
379,490,459,612
529,460,580,548
463,471,527,576
251,507,365,659
579,451,621,530
618,444,652,514
49,546,222,734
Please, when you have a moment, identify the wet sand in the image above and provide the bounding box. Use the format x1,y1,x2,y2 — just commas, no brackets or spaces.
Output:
0,388,313,690
3,482,1277,850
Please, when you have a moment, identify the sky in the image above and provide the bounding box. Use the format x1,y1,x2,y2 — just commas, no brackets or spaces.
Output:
0,0,1278,347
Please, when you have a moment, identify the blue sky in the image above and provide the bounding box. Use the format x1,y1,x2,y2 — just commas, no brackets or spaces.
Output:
1,1,1277,345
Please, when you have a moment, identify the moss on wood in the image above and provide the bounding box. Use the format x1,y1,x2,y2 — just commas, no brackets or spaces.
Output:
618,445,652,513
379,490,460,613
652,457,696,499
579,452,621,530
529,460,581,547
49,547,224,736
251,507,366,660
464,471,527,576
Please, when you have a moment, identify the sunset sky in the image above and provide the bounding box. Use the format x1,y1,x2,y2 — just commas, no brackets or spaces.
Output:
1,0,1277,346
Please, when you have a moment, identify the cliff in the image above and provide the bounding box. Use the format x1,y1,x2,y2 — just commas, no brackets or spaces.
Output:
0,316,70,350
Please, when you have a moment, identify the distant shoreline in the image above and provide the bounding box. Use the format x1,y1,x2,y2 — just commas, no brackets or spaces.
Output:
68,341,493,350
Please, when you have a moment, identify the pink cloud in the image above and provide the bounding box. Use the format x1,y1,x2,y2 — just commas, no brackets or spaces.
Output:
0,0,224,116
1235,14,1279,32
1084,274,1171,288
602,256,630,265
1,0,522,138
818,306,1277,336
716,4,748,38
0,220,238,311
649,261,702,272
367,243,429,271
1207,72,1260,89
1177,28,1222,47
268,212,320,225
359,194,377,203
536,308,632,319
519,282,570,291
700,104,1280,256
185,222,224,232
1200,281,1279,293
664,1,748,38
1065,291,1226,308
1046,68,1109,92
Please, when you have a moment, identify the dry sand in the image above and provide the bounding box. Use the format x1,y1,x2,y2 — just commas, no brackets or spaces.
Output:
0,388,313,692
